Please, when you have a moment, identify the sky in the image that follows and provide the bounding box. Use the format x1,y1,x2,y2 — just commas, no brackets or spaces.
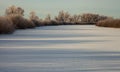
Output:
0,0,120,18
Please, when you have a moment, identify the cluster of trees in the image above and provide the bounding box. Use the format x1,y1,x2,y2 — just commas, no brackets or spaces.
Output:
0,5,119,34
54,11,109,24
0,5,38,34
81,13,109,23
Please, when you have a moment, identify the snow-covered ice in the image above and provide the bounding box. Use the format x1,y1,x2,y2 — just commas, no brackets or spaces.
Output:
0,25,120,72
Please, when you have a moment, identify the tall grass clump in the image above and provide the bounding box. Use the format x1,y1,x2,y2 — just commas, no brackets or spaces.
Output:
96,19,120,28
0,16,15,34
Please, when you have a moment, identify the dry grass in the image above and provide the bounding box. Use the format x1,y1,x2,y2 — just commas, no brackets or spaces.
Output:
0,16,15,34
96,19,120,28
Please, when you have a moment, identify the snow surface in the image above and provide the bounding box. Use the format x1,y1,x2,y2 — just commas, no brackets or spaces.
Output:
0,25,120,72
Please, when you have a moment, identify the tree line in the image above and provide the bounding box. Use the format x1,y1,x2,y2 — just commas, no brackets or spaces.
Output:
0,5,119,34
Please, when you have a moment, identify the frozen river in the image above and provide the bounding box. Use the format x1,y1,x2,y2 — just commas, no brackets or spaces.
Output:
0,25,120,72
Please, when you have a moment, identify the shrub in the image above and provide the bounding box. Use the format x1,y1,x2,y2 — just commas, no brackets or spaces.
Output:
24,19,36,28
96,19,120,28
0,16,15,34
8,14,30,29
29,11,43,26
31,19,42,26
50,20,59,25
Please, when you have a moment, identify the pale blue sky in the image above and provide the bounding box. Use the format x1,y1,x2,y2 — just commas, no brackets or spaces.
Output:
0,0,120,18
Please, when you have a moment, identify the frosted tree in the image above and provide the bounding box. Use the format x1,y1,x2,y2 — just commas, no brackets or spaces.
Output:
29,11,42,26
5,5,24,16
29,11,39,20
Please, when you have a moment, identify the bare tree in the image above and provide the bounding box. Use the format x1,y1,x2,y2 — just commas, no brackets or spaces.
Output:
81,13,99,23
55,10,64,23
72,14,81,23
55,10,70,23
81,13,110,23
64,12,71,23
44,14,51,22
98,15,112,21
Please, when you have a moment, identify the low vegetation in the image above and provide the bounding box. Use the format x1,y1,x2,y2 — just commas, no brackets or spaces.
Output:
0,5,119,34
96,19,120,28
0,16,15,34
